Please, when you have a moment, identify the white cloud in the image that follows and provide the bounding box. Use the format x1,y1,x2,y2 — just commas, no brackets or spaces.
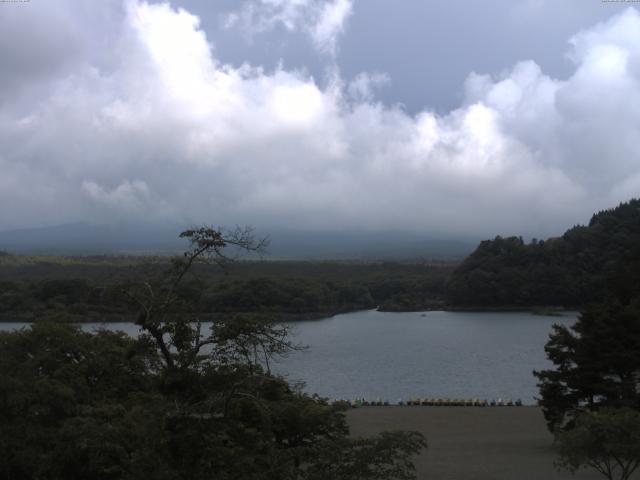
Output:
309,0,353,56
1,1,640,239
225,0,353,57
225,0,312,33
347,72,390,102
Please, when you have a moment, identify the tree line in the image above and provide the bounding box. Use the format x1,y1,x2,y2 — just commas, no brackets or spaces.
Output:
0,261,453,322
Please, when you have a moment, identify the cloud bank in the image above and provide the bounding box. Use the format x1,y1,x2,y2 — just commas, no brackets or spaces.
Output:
1,1,639,238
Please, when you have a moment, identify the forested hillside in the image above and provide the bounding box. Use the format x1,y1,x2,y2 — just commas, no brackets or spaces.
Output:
448,199,640,307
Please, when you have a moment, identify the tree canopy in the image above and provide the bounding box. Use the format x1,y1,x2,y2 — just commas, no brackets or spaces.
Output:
448,199,640,308
555,408,640,480
534,299,640,431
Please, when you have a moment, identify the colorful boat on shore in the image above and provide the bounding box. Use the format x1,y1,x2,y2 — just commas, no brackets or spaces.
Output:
334,397,525,407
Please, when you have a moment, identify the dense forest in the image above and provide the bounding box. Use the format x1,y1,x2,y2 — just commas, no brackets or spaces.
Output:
447,199,640,308
0,256,453,322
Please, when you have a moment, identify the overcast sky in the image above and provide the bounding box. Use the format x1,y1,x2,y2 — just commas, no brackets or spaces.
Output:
1,0,638,238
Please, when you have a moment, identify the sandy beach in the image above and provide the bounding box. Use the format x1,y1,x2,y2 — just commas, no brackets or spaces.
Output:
347,406,632,480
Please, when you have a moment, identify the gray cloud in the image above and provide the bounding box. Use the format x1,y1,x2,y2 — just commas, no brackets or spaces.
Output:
0,1,639,239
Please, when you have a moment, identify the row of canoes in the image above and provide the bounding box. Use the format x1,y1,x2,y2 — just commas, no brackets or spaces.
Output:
332,398,524,407
402,398,523,407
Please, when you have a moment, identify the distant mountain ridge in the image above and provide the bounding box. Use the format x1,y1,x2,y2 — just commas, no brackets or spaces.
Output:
0,222,184,255
448,198,640,307
0,222,477,260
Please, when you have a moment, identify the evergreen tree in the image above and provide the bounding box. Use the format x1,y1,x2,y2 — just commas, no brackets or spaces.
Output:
535,299,640,431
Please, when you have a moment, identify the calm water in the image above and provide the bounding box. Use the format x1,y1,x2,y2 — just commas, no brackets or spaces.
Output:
277,310,576,405
0,310,576,405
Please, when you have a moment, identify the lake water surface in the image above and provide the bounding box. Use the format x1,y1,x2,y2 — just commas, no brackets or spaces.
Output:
277,310,576,405
1,310,576,405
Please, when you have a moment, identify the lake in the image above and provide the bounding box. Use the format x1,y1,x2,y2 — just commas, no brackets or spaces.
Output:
0,310,576,405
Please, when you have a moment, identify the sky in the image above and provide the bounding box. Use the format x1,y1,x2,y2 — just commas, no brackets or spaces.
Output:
1,0,639,239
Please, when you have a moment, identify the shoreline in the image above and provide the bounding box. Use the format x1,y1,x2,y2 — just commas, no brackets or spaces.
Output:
0,306,580,323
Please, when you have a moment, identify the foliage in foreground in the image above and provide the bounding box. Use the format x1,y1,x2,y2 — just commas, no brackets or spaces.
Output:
534,299,640,432
0,322,426,480
555,408,640,480
0,226,425,479
536,299,640,480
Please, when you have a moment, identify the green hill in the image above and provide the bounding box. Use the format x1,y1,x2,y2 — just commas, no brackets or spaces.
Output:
448,199,640,308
